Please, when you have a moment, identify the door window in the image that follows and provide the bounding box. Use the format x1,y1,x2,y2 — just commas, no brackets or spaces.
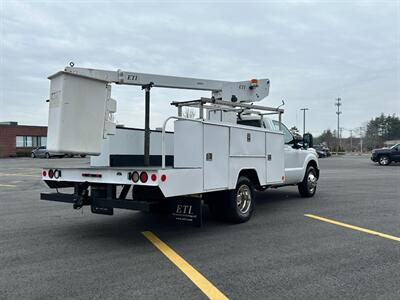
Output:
272,120,294,144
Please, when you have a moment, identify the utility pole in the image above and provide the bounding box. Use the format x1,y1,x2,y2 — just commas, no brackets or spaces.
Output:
359,126,363,154
349,129,353,152
335,98,342,151
300,108,309,136
340,127,345,151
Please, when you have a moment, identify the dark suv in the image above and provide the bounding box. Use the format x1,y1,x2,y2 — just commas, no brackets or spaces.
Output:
371,143,400,165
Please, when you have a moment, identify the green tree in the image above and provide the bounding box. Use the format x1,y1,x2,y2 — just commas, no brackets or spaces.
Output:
364,114,400,150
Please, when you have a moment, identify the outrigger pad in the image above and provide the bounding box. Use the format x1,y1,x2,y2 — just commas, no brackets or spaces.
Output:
168,197,203,227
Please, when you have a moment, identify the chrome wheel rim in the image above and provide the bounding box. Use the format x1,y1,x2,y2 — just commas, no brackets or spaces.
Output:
380,156,389,165
307,171,317,193
236,185,251,214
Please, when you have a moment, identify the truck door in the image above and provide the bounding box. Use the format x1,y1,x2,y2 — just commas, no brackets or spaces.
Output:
272,121,303,184
203,124,229,190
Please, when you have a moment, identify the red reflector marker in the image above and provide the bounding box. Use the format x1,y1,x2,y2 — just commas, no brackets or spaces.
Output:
42,170,47,177
140,172,148,183
161,174,167,182
151,174,157,181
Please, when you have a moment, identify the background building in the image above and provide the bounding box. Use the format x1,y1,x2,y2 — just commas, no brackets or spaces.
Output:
0,122,47,157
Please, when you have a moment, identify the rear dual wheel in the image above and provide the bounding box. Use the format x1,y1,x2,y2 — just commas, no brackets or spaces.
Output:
206,176,255,223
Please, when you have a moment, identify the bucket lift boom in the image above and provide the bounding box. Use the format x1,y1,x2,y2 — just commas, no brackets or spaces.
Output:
47,65,271,165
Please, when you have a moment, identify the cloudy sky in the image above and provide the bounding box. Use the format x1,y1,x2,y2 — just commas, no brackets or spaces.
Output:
1,0,399,137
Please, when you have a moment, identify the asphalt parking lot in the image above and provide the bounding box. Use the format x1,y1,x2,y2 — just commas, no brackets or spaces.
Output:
0,156,399,299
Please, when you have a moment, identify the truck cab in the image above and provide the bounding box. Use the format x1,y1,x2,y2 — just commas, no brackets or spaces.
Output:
238,115,319,185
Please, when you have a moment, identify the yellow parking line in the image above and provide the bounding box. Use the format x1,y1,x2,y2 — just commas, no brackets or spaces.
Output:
0,173,40,177
305,214,400,242
0,184,16,188
142,231,228,300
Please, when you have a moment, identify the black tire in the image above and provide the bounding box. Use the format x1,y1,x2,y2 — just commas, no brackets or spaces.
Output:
31,153,36,158
80,154,87,158
378,155,391,166
298,166,318,197
225,176,255,223
45,152,51,159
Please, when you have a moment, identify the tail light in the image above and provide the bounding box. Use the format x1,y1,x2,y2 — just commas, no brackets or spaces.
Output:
161,174,167,182
140,172,148,183
54,170,61,179
131,171,140,183
151,174,157,181
48,169,54,179
42,170,47,177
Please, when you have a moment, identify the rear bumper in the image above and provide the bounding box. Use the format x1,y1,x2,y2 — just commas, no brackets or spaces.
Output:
40,192,159,213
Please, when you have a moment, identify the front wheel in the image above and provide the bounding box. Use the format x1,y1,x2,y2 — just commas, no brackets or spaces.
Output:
378,155,391,166
298,166,318,197
45,152,51,159
226,176,255,223
31,153,36,158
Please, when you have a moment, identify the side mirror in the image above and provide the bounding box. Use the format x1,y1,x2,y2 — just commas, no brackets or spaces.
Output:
303,133,313,149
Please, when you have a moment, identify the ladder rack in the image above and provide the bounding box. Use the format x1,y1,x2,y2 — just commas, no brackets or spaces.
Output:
170,97,284,125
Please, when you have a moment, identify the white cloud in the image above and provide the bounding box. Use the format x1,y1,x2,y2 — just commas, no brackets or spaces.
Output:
0,0,399,136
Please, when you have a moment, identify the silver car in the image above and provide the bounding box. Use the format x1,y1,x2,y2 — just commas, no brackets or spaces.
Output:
31,146,65,159
31,146,86,158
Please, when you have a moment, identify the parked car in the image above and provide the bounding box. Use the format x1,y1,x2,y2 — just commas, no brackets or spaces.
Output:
371,143,400,165
323,146,331,157
31,146,64,158
313,145,331,158
31,146,86,159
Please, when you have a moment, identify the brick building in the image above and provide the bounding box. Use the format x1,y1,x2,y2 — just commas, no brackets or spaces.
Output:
0,122,47,157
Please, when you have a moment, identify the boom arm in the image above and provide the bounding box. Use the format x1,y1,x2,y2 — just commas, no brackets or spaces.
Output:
46,65,272,158
61,66,270,103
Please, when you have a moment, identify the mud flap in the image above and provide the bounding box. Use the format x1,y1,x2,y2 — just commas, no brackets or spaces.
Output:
168,197,203,227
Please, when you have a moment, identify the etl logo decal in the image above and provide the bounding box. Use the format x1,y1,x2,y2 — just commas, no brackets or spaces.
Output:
176,204,193,215
169,198,203,227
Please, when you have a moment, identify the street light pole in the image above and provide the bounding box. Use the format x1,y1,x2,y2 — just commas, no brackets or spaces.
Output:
349,129,353,152
300,108,309,136
335,98,342,151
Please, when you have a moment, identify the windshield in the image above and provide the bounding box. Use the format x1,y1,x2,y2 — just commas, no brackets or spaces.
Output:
391,143,400,149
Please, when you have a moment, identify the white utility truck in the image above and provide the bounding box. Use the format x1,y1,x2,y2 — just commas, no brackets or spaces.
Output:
40,65,319,225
